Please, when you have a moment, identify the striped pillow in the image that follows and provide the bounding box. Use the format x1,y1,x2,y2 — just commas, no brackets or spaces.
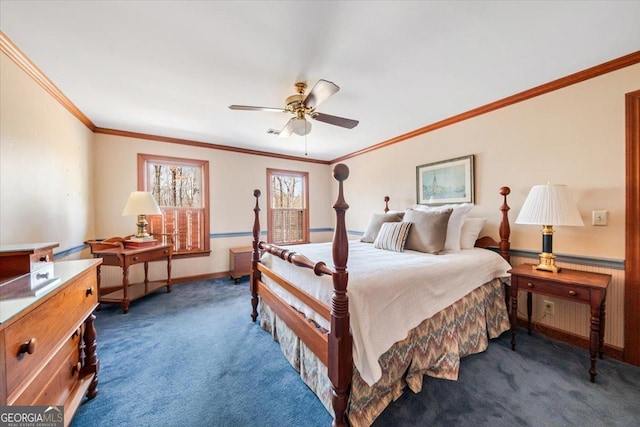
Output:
374,221,412,252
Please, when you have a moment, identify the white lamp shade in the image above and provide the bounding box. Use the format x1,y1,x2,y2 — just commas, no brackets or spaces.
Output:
122,191,162,216
291,118,312,136
515,184,584,226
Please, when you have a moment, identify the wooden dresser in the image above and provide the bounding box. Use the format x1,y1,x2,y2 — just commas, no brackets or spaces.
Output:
0,246,102,427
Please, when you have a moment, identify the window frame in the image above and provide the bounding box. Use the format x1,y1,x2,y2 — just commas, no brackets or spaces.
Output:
137,153,210,258
266,168,310,245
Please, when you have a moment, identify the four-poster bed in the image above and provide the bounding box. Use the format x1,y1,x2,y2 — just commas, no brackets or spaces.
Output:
250,163,512,426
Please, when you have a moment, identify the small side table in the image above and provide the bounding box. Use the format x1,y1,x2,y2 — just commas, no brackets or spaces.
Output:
86,237,172,313
229,246,253,283
508,264,611,383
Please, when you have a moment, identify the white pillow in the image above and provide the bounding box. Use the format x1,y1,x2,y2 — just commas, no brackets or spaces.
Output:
374,221,412,252
412,203,473,253
385,210,405,218
460,218,487,249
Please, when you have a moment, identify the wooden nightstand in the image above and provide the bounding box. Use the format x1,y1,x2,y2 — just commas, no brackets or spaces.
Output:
229,246,253,283
508,264,611,383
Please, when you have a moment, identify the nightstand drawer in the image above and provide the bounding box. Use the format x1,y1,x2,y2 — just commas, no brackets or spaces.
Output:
518,277,590,303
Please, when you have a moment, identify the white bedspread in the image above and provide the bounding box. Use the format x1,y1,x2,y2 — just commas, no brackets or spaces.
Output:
260,240,511,386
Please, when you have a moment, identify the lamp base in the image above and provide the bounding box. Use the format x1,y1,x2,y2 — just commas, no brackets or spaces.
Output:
533,252,560,273
135,214,151,238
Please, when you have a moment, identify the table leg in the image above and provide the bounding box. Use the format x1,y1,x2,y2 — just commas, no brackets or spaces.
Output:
510,283,518,351
166,255,172,293
589,304,601,383
527,292,533,335
121,265,130,314
144,261,149,293
599,298,606,359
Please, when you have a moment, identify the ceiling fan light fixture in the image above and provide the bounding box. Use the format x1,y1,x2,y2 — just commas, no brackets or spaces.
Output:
230,79,357,138
291,118,311,136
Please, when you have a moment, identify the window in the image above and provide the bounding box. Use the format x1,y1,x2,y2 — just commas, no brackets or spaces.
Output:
267,169,309,244
138,154,210,257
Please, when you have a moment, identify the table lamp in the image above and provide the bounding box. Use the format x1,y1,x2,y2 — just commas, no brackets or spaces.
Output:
122,191,162,239
515,184,584,273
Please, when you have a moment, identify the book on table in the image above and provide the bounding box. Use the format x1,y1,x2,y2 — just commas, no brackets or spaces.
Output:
124,238,158,248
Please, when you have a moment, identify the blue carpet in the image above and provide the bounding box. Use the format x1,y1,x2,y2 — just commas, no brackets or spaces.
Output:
71,278,640,427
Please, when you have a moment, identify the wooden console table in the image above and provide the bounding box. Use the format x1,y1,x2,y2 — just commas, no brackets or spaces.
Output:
86,237,172,313
508,264,611,383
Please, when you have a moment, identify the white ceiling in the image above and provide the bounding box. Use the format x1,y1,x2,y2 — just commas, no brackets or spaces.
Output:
1,1,639,162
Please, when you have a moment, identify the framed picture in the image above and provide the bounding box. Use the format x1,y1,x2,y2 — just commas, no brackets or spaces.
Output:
416,155,474,205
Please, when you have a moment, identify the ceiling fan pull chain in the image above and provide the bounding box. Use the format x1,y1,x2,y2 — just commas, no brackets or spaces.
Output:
305,133,308,156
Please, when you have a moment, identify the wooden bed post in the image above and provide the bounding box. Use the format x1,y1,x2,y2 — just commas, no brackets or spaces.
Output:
251,189,261,322
499,187,511,264
383,196,390,213
499,186,512,310
328,164,351,427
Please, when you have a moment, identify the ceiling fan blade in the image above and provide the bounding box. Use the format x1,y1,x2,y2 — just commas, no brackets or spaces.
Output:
278,118,294,138
303,79,340,109
312,112,359,129
229,105,286,113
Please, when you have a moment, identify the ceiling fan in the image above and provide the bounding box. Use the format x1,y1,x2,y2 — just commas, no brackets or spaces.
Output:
229,79,359,137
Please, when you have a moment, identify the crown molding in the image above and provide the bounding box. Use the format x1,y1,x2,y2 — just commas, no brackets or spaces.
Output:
0,31,95,131
1,31,327,164
2,30,637,166
94,127,329,165
330,50,640,164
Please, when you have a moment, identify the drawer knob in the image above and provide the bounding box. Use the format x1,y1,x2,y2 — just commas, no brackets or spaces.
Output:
36,272,50,279
133,256,139,261
86,287,94,297
569,290,578,296
527,282,534,288
39,255,49,262
19,338,37,355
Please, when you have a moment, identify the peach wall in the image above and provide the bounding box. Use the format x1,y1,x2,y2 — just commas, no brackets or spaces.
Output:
92,133,332,282
333,63,639,349
337,63,640,261
0,52,95,255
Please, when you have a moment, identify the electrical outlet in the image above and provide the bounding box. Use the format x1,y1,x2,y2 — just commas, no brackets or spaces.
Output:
592,210,608,226
544,300,555,315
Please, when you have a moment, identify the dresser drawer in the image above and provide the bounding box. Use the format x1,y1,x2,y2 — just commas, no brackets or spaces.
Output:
517,276,590,303
12,328,81,405
4,270,97,397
